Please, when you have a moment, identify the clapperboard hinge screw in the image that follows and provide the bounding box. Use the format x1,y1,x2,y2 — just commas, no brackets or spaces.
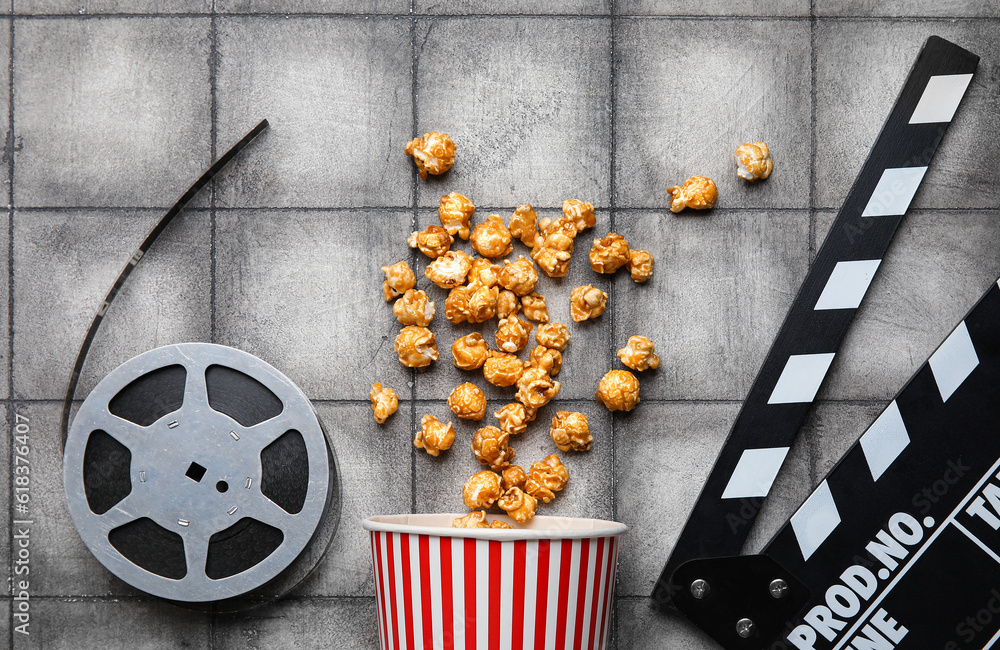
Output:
689,578,709,600
736,618,755,639
769,578,788,599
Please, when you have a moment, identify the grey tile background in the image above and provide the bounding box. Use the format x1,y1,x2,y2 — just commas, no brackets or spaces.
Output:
6,3,1000,649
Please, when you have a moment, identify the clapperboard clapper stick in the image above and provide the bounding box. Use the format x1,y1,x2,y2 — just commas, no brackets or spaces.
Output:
651,36,983,648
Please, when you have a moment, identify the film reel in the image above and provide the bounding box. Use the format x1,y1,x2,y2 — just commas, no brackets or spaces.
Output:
63,343,339,607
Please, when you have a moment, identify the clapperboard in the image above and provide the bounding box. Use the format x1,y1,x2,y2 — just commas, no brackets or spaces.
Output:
651,37,999,649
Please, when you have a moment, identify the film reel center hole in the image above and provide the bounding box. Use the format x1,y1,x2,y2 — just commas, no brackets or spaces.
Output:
185,462,207,483
216,481,229,493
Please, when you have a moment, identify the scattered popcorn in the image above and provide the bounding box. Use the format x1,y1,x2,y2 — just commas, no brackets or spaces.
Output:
550,411,592,452
515,367,561,410
467,283,499,323
483,350,525,387
509,204,539,247
735,141,773,181
370,383,398,424
520,292,549,322
529,345,562,376
470,214,514,259
589,232,630,274
595,369,640,412
563,199,596,232
439,192,475,239
498,255,539,297
525,454,569,503
414,414,456,456
502,465,527,491
498,487,538,524
495,402,535,436
536,322,571,351
462,471,504,510
628,249,654,283
497,290,520,319
468,258,501,288
472,425,516,471
617,335,661,371
425,250,473,289
667,175,718,213
495,315,533,353
408,224,454,258
570,285,608,322
530,217,577,278
395,326,438,368
444,285,471,325
405,131,456,180
452,332,490,370
448,382,487,421
392,289,435,327
381,260,416,301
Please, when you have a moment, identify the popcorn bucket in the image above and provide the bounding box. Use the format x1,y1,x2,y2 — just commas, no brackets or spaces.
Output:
362,514,627,650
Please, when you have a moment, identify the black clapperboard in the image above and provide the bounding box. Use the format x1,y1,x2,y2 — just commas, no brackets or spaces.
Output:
652,37,1000,650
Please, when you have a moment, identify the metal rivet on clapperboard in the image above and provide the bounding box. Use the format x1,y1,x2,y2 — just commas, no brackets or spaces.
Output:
689,578,709,599
769,578,788,599
736,618,754,639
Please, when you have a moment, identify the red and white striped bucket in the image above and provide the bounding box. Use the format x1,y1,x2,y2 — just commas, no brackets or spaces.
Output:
363,513,627,650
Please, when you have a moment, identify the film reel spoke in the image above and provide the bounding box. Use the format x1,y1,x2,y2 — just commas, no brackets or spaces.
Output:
97,493,144,530
85,409,147,453
246,411,301,451
180,359,212,413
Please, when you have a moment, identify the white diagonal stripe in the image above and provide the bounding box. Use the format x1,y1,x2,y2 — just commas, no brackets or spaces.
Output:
791,480,841,561
768,353,837,404
929,320,979,402
722,447,790,499
814,259,882,310
860,400,910,482
909,73,974,124
861,166,928,217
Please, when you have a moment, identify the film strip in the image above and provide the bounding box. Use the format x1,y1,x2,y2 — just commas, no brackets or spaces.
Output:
653,36,980,610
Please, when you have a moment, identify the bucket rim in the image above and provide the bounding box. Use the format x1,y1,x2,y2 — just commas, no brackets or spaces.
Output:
362,513,627,540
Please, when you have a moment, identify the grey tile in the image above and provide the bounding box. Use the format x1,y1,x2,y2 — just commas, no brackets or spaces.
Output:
16,0,209,13
13,18,212,207
616,0,808,16
815,0,1000,17
214,17,413,208
212,598,380,650
616,596,718,649
217,0,407,12
814,21,1000,210
416,0,610,14
413,17,612,209
614,19,811,209
414,208,612,402
816,210,1000,401
614,401,739,597
12,210,211,400
414,398,614,522
613,210,810,401
214,210,412,401
295,403,412,597
12,599,211,649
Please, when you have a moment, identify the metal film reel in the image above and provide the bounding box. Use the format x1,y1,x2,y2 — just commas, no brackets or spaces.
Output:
64,343,337,604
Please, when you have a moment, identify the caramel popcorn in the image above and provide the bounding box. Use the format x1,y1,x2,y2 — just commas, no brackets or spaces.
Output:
570,285,608,322
495,316,533,354
405,131,456,180
414,414,456,456
452,332,490,370
628,249,654,283
509,204,539,247
497,290,520,319
502,465,527,491
439,191,475,239
444,286,471,325
370,383,398,424
617,335,661,371
735,141,773,181
483,351,525,387
515,367,561,410
448,382,487,421
529,345,562,376
491,520,513,529
520,292,549,323
498,255,539,297
395,326,439,368
392,289,436,327
536,322,571,351
470,214,513,259
498,487,538,524
550,411,592,452
468,258,500,288
408,224,454,258
425,250,473,289
563,199,596,232
453,511,513,529
472,425,515,471
462,470,503,510
595,369,640,412
381,260,416,301
467,283,499,323
589,232,631,274
530,217,577,278
525,454,569,503
667,175,718,213
494,402,535,436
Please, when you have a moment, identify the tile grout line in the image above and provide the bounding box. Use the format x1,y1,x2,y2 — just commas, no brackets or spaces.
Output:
3,12,992,21
409,0,418,517
7,12,13,648
609,4,618,647
807,0,819,490
209,4,218,347
13,205,996,214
